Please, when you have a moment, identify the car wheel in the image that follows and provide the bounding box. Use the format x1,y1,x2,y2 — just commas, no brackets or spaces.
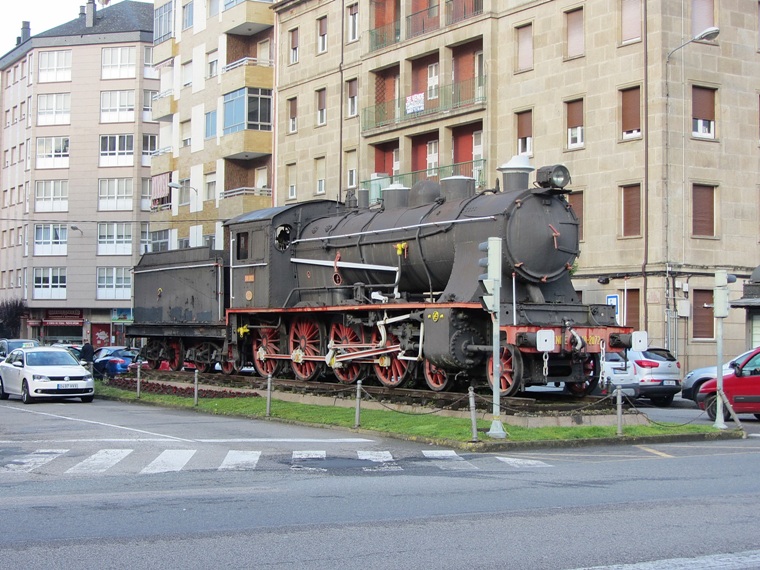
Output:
21,381,33,404
705,394,725,422
81,396,94,403
0,376,8,400
649,394,674,407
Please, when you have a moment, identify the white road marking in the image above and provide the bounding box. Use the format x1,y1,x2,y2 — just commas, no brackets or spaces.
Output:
573,548,760,569
196,438,374,443
140,450,197,474
219,450,261,471
422,449,478,470
358,450,402,471
291,450,326,471
0,449,68,473
496,456,552,468
65,449,133,474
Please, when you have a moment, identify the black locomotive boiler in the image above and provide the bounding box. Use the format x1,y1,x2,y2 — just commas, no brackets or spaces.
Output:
128,160,635,395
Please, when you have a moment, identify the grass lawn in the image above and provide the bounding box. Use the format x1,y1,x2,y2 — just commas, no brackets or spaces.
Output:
95,380,723,444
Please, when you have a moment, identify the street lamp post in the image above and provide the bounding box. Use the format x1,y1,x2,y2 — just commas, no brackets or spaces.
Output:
663,26,720,351
168,181,200,246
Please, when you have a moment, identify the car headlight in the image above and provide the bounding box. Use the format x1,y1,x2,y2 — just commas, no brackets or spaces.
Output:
83,374,93,381
32,374,51,382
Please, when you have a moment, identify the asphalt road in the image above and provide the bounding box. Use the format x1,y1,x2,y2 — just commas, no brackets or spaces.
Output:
2,398,760,569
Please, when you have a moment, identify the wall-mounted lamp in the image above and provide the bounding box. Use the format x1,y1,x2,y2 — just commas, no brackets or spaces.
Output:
70,225,83,235
597,277,610,285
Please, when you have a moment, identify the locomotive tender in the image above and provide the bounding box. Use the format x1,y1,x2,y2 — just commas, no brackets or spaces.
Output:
128,159,635,395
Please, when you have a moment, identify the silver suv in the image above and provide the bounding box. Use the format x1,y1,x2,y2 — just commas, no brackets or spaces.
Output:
602,347,681,407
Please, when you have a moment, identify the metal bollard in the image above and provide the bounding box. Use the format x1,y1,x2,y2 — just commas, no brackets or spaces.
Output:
354,380,362,428
616,386,623,436
266,374,272,417
136,363,141,399
194,368,199,406
469,386,479,442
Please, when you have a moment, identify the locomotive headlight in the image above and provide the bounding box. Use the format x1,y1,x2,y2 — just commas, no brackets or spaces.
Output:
536,165,571,189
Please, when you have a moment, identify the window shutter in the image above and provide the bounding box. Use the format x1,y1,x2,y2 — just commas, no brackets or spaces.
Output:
318,89,326,110
289,98,297,118
567,99,583,128
517,110,532,138
693,289,714,338
624,288,640,330
348,79,357,97
567,9,584,57
291,29,299,49
568,192,583,241
691,0,714,37
692,86,715,121
319,17,327,35
517,25,533,70
621,0,641,42
622,184,641,236
622,87,640,132
692,184,714,236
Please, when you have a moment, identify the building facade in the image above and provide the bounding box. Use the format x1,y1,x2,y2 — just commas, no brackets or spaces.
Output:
271,0,760,372
0,0,158,347
148,0,275,252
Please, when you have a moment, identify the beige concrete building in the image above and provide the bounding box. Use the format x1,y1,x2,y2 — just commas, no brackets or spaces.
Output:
0,0,158,347
148,0,275,251
271,0,760,372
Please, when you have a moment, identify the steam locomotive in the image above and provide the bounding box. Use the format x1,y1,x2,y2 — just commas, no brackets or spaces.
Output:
127,159,636,396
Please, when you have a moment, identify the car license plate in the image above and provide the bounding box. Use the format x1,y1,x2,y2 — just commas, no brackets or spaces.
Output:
663,380,676,386
57,382,80,389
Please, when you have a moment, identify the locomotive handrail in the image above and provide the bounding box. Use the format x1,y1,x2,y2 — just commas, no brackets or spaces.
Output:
290,258,397,272
133,262,221,274
290,215,496,244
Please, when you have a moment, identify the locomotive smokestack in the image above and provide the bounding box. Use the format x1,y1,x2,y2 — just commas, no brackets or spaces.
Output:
497,155,535,192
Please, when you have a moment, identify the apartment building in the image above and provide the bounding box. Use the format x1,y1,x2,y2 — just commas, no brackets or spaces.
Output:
148,0,275,251
0,0,158,347
272,0,760,371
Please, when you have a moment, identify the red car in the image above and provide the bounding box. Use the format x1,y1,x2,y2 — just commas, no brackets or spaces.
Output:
696,347,760,421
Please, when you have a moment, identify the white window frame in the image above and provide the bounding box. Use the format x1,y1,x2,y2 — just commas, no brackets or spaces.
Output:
317,17,328,54
142,134,157,166
97,223,132,256
99,135,134,167
36,136,70,169
38,50,71,83
692,118,715,139
101,47,136,79
100,90,135,123
182,1,194,30
34,224,67,256
427,63,439,100
141,178,151,211
97,267,132,300
35,180,68,212
37,93,71,125
426,140,439,176
347,4,359,42
33,267,66,300
98,178,133,211
567,126,585,149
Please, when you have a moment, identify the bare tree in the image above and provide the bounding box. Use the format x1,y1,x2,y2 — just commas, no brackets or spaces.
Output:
0,299,27,338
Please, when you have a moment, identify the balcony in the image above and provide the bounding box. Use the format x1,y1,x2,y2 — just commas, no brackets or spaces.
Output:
445,0,483,26
150,147,174,175
153,37,177,66
221,58,274,93
407,4,440,39
362,75,486,132
218,186,272,220
360,159,487,200
220,129,272,160
222,0,274,36
151,90,176,121
368,20,400,52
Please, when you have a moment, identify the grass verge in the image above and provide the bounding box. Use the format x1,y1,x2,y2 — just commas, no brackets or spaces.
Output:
95,381,721,443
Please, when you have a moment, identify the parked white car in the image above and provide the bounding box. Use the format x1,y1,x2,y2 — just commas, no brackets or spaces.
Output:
0,347,94,404
597,347,681,406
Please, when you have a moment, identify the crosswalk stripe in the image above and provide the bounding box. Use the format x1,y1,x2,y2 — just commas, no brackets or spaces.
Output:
422,449,479,470
66,449,134,474
0,449,68,473
293,450,326,460
140,449,196,474
219,450,261,471
358,450,402,471
496,456,552,468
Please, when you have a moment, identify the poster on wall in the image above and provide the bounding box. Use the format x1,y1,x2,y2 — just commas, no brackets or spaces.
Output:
91,323,111,348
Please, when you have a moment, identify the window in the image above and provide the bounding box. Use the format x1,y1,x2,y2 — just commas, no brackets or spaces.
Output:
346,150,357,189
517,110,533,155
289,29,299,64
33,267,66,300
37,93,71,125
34,224,67,256
426,140,439,176
102,47,136,79
346,79,358,117
143,90,157,120
621,184,641,237
288,164,297,200
692,184,715,236
36,137,70,169
316,89,327,125
182,1,194,30
181,121,191,147
566,8,585,59
317,17,327,53
141,178,151,211
621,87,641,139
223,87,273,134
151,229,169,252
177,179,191,205
100,135,134,167
566,99,584,149
205,110,217,138
97,223,132,255
693,289,714,339
143,46,155,77
100,90,135,123
207,51,218,78
621,0,641,43
205,172,216,201
236,232,249,260
154,2,173,44
209,0,220,17
182,61,193,87
692,86,716,139
142,134,157,165
347,4,359,42
288,98,298,133
692,0,714,37
35,180,68,212
38,50,71,82
315,157,326,195
568,192,584,241
140,222,151,253
427,63,439,100
97,267,132,300
99,178,133,211
517,24,533,71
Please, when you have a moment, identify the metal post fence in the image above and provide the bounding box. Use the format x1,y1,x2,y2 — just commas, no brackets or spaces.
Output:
354,380,362,428
136,364,141,399
468,386,478,442
266,374,272,417
193,369,199,406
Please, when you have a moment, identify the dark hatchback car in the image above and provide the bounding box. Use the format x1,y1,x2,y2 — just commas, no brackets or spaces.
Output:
92,346,140,379
0,339,40,359
697,346,760,421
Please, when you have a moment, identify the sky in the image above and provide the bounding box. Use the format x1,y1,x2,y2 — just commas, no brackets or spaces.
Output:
0,0,137,57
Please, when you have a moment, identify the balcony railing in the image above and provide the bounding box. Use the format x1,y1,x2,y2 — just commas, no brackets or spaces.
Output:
362,75,486,131
446,0,483,26
221,186,273,199
369,20,401,52
224,0,273,9
359,159,487,201
222,56,274,72
152,89,173,101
